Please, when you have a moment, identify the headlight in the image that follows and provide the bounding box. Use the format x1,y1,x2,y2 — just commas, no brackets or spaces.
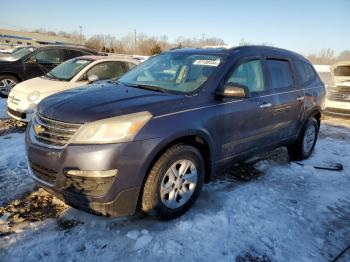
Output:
70,111,152,144
27,91,40,102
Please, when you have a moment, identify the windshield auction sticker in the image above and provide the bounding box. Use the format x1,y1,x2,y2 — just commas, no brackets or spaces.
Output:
193,59,220,67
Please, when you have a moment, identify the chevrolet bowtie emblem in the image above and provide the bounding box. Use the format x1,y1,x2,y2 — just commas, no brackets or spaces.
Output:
34,124,45,135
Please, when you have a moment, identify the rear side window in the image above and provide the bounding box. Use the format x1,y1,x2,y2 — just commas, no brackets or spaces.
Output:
295,60,316,84
226,60,265,93
304,62,316,81
266,59,294,89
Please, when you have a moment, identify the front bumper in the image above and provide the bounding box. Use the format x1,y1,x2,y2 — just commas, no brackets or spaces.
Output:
7,95,36,122
26,126,161,216
324,98,350,116
7,106,34,122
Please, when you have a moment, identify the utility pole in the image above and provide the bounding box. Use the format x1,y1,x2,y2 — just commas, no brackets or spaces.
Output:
201,33,205,42
134,29,137,55
79,25,82,45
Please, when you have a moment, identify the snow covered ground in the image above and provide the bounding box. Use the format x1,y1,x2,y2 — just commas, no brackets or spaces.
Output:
0,117,350,261
0,98,8,119
0,133,34,206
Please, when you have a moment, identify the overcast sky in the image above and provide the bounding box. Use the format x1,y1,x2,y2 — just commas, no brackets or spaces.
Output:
1,0,349,55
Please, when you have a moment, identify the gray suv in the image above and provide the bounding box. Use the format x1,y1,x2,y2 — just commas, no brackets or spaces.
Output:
26,46,325,219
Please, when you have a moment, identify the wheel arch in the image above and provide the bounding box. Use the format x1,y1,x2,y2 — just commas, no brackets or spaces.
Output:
307,107,321,128
137,131,215,208
0,72,23,82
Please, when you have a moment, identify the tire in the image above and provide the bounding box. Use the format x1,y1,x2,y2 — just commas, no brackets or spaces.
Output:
288,118,319,160
0,74,20,98
141,144,205,220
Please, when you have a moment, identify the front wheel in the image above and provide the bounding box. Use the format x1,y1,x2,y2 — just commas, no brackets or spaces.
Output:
0,74,19,97
141,144,204,220
288,118,319,160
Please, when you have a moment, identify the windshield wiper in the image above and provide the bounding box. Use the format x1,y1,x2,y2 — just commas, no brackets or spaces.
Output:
46,72,58,79
121,82,167,93
46,72,64,81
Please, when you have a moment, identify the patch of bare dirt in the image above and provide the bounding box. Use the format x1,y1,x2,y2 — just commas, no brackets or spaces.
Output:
0,119,26,136
0,188,68,236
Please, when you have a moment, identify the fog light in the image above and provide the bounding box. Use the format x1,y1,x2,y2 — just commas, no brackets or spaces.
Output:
66,169,118,178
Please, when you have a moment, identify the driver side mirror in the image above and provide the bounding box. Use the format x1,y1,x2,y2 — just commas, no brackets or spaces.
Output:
217,83,249,98
88,74,99,84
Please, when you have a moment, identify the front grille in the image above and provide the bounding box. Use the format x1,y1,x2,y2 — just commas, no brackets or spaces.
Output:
32,113,81,147
30,161,57,184
324,107,350,115
327,92,350,102
8,107,26,119
327,86,350,102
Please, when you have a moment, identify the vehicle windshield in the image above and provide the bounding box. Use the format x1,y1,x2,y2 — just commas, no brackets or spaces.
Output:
47,58,92,81
334,65,350,77
7,47,34,60
318,72,333,86
118,53,222,94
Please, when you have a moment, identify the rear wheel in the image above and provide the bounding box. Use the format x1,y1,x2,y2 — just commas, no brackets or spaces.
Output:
0,74,19,97
288,118,319,160
141,144,204,220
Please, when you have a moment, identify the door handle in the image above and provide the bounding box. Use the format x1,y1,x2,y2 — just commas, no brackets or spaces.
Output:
260,103,272,108
296,96,304,101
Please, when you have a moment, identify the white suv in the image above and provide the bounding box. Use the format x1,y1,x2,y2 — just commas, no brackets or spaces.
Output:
321,62,350,116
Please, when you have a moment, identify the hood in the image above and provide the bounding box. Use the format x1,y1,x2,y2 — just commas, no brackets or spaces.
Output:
38,82,186,123
11,77,77,94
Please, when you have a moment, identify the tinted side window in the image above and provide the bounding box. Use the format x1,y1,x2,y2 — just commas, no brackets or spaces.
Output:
266,59,294,89
294,60,316,84
304,62,316,81
35,49,63,63
226,60,265,93
127,62,137,70
87,61,125,80
64,49,86,60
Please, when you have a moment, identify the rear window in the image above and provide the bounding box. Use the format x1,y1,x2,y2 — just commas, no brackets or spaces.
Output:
266,59,294,89
334,66,350,77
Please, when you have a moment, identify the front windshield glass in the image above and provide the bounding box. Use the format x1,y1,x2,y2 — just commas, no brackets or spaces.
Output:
47,58,92,81
118,53,222,93
334,66,350,77
8,47,34,60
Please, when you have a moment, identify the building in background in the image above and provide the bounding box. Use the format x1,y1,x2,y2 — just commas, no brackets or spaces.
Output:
0,28,81,49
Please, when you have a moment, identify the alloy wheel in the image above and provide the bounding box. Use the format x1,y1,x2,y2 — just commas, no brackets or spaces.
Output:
302,124,316,155
160,159,198,209
0,79,17,96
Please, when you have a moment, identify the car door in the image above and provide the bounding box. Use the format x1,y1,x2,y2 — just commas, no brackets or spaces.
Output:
24,49,64,78
263,58,305,141
86,61,127,81
216,58,276,160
